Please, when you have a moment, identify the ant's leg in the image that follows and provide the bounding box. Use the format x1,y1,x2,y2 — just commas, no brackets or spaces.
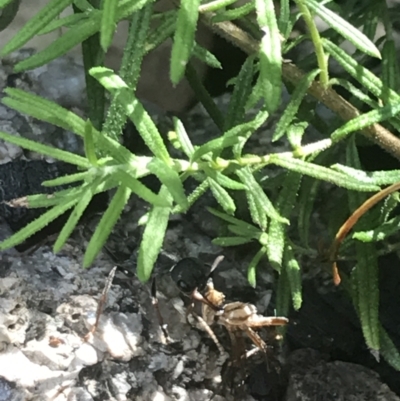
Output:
190,310,227,356
85,266,117,340
151,277,173,343
244,327,268,352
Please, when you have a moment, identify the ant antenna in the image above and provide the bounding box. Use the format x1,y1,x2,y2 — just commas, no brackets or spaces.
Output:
209,255,225,276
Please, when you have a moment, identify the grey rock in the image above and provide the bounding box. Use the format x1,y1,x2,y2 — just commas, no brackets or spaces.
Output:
285,349,400,401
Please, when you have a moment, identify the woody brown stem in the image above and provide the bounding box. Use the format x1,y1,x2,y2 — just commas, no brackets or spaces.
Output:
200,13,400,161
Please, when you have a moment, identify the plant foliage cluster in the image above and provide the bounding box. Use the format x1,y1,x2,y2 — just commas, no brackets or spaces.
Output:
1,0,400,369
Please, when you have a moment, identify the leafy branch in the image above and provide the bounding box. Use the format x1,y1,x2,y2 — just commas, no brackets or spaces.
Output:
1,0,400,370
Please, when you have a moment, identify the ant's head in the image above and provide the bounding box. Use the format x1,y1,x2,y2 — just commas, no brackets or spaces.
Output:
169,255,225,296
170,257,209,295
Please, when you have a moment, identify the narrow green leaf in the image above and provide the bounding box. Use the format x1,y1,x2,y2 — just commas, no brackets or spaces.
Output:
3,88,134,164
173,179,209,213
357,3,379,40
287,121,308,150
208,207,260,232
27,181,110,213
54,179,102,252
91,67,171,165
247,247,266,288
117,0,153,19
275,171,302,216
7,187,83,209
1,0,74,56
2,88,86,136
273,69,320,142
297,176,320,246
0,130,90,168
351,251,380,350
330,78,379,109
212,237,253,246
0,199,78,250
278,0,291,38
305,0,381,58
191,136,239,161
380,326,400,370
370,170,400,185
255,0,282,113
352,216,400,243
100,0,118,51
203,166,246,190
267,171,302,271
0,0,20,32
208,178,236,215
14,13,101,71
330,164,400,186
233,109,270,157
147,158,188,209
266,218,285,272
84,185,132,267
137,187,172,282
173,117,195,158
42,171,91,187
225,55,256,130
193,44,222,69
199,0,238,12
0,0,17,8
170,0,201,84
382,39,400,99
237,167,289,224
73,0,93,11
331,102,400,143
227,224,261,238
37,13,88,35
145,11,176,54
244,191,267,230
228,109,270,137
119,5,153,89
192,110,270,161
295,0,329,85
283,244,302,310
115,170,170,207
322,39,395,103
211,1,255,23
214,172,246,190
84,120,99,165
185,62,225,131
102,5,153,144
346,137,380,351
269,155,380,192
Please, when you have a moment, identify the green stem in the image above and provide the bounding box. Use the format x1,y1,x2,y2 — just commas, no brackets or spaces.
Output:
74,0,105,131
295,0,329,87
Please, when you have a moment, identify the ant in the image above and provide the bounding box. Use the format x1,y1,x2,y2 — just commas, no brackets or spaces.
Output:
151,255,224,345
151,255,288,358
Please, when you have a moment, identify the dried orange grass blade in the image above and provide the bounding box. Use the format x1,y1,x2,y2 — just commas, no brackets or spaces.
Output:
330,182,400,285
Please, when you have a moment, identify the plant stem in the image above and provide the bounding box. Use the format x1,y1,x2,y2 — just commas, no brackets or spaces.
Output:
295,0,329,87
75,1,105,131
199,12,400,162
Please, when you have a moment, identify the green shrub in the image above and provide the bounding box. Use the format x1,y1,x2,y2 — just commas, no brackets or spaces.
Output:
1,0,400,369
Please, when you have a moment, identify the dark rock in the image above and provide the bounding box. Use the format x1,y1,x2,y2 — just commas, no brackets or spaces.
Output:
285,349,400,401
0,159,107,251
